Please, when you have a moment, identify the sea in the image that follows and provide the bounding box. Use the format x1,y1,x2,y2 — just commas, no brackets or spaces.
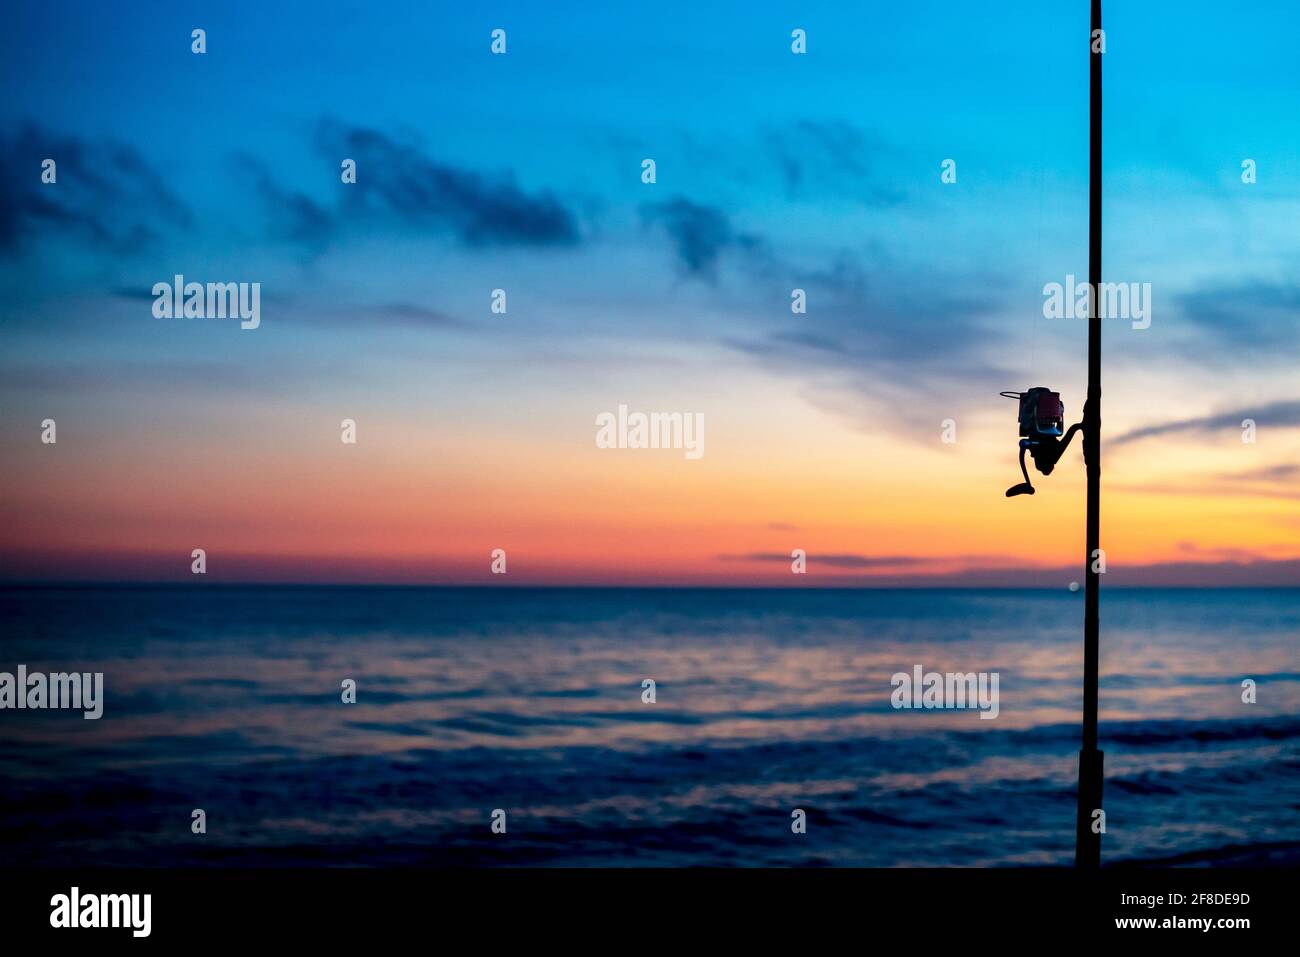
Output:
1,586,1296,867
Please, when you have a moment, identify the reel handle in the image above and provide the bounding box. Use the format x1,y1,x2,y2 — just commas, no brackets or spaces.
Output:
1006,439,1036,497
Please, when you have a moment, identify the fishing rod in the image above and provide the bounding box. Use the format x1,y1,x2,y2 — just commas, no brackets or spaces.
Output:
1000,0,1104,868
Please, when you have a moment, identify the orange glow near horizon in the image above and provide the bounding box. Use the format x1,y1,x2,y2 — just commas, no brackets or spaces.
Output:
2,373,1296,585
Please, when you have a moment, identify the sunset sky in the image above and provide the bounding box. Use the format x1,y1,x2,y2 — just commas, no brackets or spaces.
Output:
1,0,1297,585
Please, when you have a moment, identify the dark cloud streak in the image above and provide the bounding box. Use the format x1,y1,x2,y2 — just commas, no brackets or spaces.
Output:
639,196,763,280
0,123,191,254
719,552,930,568
1176,280,1300,354
1111,399,1300,446
311,120,581,249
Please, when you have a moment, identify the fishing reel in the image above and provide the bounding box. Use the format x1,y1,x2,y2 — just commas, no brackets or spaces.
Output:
1001,387,1084,497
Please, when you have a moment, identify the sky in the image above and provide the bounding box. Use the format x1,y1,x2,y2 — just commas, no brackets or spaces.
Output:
1,0,1297,586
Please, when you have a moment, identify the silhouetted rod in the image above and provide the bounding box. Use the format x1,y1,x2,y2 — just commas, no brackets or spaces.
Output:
1075,0,1105,870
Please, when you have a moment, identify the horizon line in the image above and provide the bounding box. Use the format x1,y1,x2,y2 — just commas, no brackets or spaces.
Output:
2,580,1297,590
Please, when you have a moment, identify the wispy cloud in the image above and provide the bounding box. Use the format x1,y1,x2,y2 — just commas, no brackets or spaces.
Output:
639,197,764,280
1114,461,1300,501
0,358,353,395
368,302,469,329
1111,399,1300,446
221,122,588,263
1221,463,1300,483
719,552,930,568
0,123,191,254
1176,280,1300,354
311,120,582,248
235,154,333,254
722,255,1009,432
764,120,904,206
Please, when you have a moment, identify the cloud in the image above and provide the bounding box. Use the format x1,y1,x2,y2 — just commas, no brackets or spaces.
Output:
1113,462,1300,501
639,197,763,279
1175,542,1273,562
1220,463,1300,483
311,120,581,248
764,120,904,206
6,547,1296,587
0,123,191,254
110,286,467,332
0,358,347,395
1176,280,1300,354
723,254,1010,432
610,133,1008,433
370,302,468,329
719,550,1300,586
1113,481,1300,501
719,552,929,568
235,154,333,253
890,557,1300,588
637,121,902,277
1110,399,1300,446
